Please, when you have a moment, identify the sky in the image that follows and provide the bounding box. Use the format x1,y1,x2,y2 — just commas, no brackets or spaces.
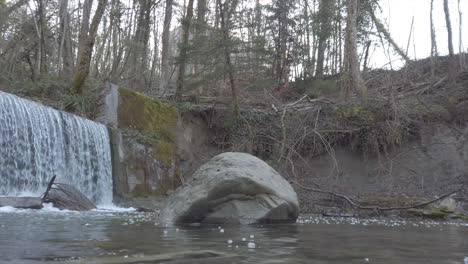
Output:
370,0,467,69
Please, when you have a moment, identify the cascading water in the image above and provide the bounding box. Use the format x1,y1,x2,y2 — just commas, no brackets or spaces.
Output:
0,91,113,205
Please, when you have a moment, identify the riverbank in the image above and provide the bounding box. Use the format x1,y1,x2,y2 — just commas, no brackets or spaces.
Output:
1,56,467,221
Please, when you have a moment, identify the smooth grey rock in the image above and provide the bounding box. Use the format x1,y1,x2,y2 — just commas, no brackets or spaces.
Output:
0,197,43,209
435,197,457,213
161,152,299,224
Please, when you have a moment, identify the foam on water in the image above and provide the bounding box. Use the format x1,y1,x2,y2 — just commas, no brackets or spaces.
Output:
0,203,136,214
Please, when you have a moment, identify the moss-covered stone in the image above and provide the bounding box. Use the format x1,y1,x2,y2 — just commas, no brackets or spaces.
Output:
131,184,154,198
118,87,179,142
151,140,176,167
116,88,181,198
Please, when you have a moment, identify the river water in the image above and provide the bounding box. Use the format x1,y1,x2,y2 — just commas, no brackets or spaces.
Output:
0,206,467,264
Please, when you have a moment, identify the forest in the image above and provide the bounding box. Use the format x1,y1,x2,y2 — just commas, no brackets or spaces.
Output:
0,0,463,104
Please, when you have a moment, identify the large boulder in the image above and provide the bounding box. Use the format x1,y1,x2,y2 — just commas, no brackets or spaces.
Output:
161,152,299,224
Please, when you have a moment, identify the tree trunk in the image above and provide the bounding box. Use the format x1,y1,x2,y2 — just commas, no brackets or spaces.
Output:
341,0,366,99
362,40,371,72
443,0,456,80
315,0,335,78
160,0,173,94
273,0,290,92
217,0,239,115
430,0,438,56
457,0,465,69
59,0,74,79
70,0,108,95
430,0,437,76
194,0,207,96
36,0,47,75
443,0,454,56
370,8,410,64
128,0,152,91
77,0,93,64
174,0,195,101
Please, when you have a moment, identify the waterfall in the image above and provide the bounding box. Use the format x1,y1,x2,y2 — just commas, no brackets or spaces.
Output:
0,91,113,205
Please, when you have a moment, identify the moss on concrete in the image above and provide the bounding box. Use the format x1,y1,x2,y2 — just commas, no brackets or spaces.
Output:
118,87,179,142
151,140,176,167
118,88,180,195
131,184,154,198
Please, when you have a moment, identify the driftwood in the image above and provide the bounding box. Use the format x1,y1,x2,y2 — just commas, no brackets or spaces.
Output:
0,176,96,211
0,197,43,209
0,176,57,210
294,181,461,211
43,183,96,211
41,175,56,200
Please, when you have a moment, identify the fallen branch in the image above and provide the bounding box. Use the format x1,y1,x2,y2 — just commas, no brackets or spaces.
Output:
294,181,461,211
41,175,56,200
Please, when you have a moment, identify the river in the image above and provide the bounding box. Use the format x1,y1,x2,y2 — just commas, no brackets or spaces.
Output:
0,206,467,264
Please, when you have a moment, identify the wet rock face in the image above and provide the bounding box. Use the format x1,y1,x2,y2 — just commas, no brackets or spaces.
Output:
161,152,299,225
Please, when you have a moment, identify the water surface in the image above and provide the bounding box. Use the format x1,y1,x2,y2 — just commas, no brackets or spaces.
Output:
0,207,467,264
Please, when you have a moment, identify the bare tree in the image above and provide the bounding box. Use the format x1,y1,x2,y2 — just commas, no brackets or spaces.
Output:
370,8,410,64
194,0,208,96
458,0,465,69
443,0,456,80
70,0,109,95
159,0,173,94
217,0,239,115
341,0,366,99
77,0,94,64
430,0,438,57
443,0,454,57
174,0,195,101
315,0,335,78
58,0,74,79
36,0,47,75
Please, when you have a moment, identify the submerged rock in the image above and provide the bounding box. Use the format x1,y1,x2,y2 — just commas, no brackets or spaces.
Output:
43,184,96,211
0,197,43,209
161,152,299,224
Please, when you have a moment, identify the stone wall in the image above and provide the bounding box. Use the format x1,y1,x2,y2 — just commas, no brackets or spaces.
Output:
98,83,180,201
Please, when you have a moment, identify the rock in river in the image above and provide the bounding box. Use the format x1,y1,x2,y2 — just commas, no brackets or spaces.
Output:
161,152,299,224
0,197,43,209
